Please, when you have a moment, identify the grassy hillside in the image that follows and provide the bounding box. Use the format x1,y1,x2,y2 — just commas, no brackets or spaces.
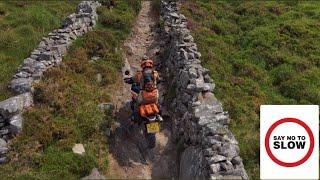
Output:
0,1,80,101
0,0,141,179
181,1,320,179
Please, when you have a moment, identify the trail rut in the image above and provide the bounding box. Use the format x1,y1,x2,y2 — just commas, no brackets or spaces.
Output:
107,1,178,179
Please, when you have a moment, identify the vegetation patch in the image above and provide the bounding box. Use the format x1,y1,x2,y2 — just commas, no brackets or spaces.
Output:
0,1,141,179
0,1,80,101
181,1,320,179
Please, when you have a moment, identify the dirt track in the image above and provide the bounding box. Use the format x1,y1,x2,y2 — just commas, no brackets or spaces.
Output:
107,1,178,179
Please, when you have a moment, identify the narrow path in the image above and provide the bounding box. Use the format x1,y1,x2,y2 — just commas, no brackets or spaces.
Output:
107,1,178,179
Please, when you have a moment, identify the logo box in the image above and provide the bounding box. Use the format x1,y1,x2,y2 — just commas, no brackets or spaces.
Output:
260,105,319,179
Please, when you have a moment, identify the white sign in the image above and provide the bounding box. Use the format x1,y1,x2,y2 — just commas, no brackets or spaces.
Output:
260,105,319,179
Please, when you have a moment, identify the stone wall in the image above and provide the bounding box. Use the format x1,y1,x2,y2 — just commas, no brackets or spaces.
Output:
0,1,101,164
161,1,248,179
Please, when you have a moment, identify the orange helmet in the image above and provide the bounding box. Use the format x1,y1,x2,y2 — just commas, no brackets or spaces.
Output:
141,59,153,69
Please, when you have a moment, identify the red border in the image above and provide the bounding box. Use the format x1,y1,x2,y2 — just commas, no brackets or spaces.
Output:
265,118,314,167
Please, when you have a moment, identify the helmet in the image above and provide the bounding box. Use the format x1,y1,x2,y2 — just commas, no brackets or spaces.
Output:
141,59,153,69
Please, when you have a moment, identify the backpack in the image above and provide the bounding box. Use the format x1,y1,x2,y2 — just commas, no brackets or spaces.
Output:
141,89,158,104
139,103,159,118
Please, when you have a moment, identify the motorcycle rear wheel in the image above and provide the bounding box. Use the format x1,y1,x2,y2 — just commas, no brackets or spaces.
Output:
145,133,156,149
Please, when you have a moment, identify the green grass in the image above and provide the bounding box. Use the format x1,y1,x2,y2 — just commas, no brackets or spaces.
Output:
0,1,141,179
0,1,80,101
181,1,320,179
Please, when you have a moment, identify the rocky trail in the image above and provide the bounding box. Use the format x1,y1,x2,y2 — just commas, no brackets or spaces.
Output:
107,1,178,179
0,1,248,179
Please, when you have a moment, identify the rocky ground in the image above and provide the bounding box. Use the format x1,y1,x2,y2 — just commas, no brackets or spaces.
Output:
107,1,178,179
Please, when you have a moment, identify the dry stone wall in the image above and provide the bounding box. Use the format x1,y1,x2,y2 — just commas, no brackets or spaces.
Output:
0,1,101,164
161,1,248,179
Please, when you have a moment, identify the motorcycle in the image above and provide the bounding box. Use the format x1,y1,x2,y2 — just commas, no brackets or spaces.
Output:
137,113,161,149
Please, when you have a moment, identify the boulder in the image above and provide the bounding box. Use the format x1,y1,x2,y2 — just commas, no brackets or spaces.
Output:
194,102,223,121
51,45,67,56
9,114,23,134
204,136,222,146
210,163,220,174
0,146,8,155
188,67,198,78
77,2,93,14
0,157,7,164
61,14,76,28
231,156,242,166
178,70,190,89
10,78,33,94
72,143,85,155
0,138,7,148
219,143,239,159
38,52,54,61
0,128,9,136
214,112,230,125
14,71,31,79
83,17,92,24
21,60,46,74
169,12,180,19
180,48,188,60
193,78,205,92
203,83,215,92
204,148,215,157
0,93,33,120
220,160,234,171
184,35,194,42
208,155,227,164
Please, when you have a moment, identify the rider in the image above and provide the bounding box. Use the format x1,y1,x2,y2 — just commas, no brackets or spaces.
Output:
139,56,159,89
127,56,163,123
134,75,163,124
124,55,159,112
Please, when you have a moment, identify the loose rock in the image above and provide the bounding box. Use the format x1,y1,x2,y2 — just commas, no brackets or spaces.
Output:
72,143,85,155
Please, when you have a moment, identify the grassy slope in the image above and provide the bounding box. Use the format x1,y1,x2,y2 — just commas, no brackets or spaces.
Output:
0,1,81,101
181,1,320,179
0,0,141,179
